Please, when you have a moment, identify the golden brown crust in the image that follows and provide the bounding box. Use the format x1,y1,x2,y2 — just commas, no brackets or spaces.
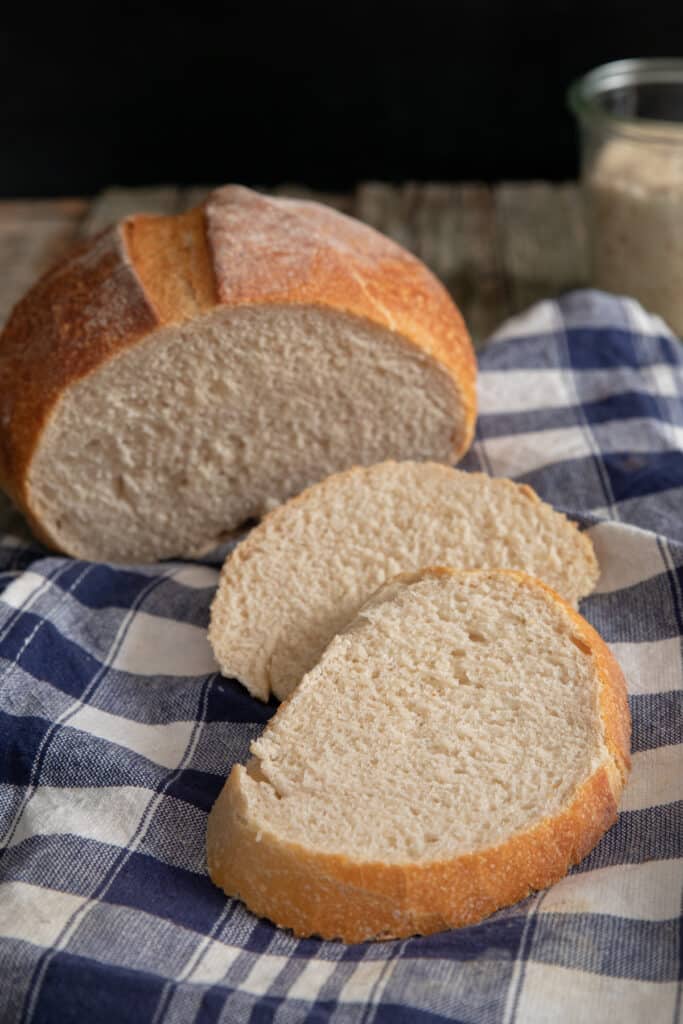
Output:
560,592,632,784
124,207,217,321
0,186,476,544
516,572,631,785
208,763,619,942
206,569,630,942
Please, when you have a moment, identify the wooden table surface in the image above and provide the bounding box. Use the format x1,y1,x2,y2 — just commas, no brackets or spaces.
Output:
0,182,588,345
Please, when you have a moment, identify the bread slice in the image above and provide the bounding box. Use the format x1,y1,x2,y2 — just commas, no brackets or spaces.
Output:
207,568,630,942
209,461,599,701
0,186,475,563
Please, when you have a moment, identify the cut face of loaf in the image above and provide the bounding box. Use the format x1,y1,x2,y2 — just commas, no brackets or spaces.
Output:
0,186,475,563
207,569,631,942
209,461,599,700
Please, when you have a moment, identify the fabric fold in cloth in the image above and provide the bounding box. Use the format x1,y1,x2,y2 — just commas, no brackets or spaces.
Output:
0,289,681,1024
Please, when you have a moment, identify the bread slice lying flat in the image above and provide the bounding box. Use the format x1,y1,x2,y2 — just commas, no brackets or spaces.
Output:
0,185,476,563
209,461,599,701
207,568,630,942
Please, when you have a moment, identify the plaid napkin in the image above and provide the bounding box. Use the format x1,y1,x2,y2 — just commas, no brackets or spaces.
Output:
1,289,682,1024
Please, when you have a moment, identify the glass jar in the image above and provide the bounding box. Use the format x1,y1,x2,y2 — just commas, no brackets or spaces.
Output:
569,58,683,337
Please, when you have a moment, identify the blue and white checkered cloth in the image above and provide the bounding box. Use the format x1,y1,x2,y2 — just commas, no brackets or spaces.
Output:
1,289,682,1024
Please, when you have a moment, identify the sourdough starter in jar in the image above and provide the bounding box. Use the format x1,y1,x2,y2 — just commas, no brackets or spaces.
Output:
586,132,683,335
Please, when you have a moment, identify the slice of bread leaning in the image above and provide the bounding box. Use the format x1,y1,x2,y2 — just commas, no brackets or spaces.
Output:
0,186,475,563
209,461,599,701
207,568,631,942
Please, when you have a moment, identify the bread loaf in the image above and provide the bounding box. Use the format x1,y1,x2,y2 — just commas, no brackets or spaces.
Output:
207,568,630,942
209,461,599,701
0,186,476,563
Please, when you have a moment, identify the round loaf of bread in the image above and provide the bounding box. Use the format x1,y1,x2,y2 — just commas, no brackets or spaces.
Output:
0,186,475,563
207,568,630,942
209,461,599,701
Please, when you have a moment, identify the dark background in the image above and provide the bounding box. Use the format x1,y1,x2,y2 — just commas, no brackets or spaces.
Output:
2,3,682,197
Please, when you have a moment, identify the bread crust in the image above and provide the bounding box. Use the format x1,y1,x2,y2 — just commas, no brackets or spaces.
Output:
206,570,630,942
0,186,476,546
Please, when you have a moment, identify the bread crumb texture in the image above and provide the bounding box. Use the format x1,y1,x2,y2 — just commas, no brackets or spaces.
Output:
209,461,599,700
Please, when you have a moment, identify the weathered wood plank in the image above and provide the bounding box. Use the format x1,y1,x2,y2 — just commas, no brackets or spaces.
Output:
496,182,588,313
0,198,88,327
455,184,512,342
409,182,510,342
354,182,416,252
178,186,214,211
0,198,86,224
78,185,181,237
273,184,353,214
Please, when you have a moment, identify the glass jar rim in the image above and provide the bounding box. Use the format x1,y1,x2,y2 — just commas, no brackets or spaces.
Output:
568,58,683,142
